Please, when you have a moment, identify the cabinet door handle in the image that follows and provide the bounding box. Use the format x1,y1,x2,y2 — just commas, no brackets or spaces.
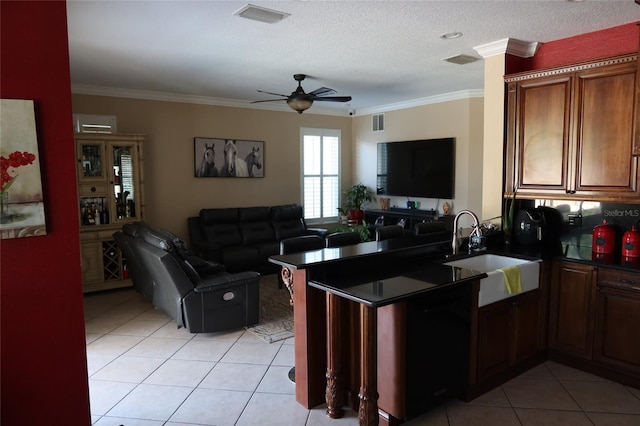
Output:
617,278,639,286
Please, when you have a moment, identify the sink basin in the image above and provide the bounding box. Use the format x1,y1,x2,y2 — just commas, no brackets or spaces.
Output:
444,254,541,307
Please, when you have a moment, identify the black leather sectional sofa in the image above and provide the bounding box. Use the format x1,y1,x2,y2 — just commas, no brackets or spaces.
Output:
188,204,327,273
114,222,260,333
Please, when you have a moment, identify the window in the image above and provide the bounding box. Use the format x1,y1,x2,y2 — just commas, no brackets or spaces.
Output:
301,128,341,224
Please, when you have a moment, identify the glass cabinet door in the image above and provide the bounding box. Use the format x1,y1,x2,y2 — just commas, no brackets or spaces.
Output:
77,142,107,181
109,142,139,222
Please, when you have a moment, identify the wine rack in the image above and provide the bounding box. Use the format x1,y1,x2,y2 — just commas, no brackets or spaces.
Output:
102,240,121,281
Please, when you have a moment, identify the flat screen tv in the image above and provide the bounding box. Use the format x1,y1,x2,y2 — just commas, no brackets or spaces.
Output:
377,138,455,199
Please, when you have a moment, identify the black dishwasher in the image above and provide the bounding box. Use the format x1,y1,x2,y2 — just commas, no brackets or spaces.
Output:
405,283,471,418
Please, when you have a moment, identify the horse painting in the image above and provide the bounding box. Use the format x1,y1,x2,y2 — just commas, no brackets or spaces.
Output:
194,138,263,178
220,139,249,177
244,146,262,177
196,143,218,177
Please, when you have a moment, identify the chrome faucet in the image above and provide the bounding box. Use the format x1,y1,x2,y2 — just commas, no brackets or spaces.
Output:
452,210,481,255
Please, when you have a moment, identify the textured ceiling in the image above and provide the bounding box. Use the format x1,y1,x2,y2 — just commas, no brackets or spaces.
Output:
67,1,640,116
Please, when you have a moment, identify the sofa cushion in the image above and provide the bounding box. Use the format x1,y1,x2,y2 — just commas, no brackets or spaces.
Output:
200,208,239,225
253,241,280,261
200,209,243,247
239,206,270,222
270,204,304,221
241,221,274,245
239,207,274,245
203,224,243,247
221,246,260,272
271,204,307,240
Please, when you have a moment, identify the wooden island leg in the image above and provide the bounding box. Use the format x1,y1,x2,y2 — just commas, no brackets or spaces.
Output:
282,267,327,409
326,292,345,418
358,304,379,426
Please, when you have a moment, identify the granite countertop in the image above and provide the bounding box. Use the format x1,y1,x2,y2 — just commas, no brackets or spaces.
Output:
268,237,450,270
307,262,484,308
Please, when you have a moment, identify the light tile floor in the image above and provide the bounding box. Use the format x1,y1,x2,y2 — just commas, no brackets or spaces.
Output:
85,288,640,426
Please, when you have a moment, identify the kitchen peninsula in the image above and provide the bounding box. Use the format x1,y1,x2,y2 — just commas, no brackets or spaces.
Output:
269,237,486,426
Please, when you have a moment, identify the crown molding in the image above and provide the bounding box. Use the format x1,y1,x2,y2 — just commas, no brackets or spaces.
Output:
474,38,541,59
71,84,484,117
355,90,485,116
71,84,353,116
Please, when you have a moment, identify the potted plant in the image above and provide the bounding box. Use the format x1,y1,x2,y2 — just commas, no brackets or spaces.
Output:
343,183,374,224
331,220,372,242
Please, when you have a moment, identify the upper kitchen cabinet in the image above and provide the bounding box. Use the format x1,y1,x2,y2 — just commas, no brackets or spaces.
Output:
505,54,639,202
634,28,640,156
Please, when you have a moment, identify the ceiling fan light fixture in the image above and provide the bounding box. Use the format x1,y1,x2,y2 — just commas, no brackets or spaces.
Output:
287,98,313,114
233,4,290,24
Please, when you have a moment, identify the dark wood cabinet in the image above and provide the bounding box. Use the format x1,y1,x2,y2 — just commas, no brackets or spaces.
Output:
594,268,640,377
505,55,639,201
633,25,640,156
574,61,638,196
476,290,544,381
548,261,597,359
505,75,572,195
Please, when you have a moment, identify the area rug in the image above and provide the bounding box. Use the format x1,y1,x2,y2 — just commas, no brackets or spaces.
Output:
246,273,294,343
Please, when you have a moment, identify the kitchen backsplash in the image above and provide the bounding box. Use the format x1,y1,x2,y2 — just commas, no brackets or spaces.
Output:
532,199,640,250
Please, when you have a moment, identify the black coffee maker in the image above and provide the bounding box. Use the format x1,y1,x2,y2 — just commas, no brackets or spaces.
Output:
514,208,544,245
514,206,563,246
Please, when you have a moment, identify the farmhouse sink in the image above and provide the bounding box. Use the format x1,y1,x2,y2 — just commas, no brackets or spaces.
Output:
444,254,541,307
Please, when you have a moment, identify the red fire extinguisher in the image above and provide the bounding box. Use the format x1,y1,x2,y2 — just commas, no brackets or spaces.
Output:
592,219,615,254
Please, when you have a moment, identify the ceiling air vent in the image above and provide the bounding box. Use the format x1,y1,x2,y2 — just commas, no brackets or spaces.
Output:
233,4,290,24
443,54,480,65
372,113,384,132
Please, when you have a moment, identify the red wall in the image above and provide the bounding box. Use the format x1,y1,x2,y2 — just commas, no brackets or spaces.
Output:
0,2,90,425
507,22,639,74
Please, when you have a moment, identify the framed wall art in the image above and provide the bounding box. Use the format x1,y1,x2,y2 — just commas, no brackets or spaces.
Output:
0,99,47,239
194,137,264,178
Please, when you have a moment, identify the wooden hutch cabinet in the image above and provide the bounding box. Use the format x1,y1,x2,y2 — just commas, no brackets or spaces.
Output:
74,133,145,293
505,54,639,201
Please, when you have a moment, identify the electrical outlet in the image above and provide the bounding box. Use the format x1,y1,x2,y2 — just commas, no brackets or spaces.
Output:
568,213,582,228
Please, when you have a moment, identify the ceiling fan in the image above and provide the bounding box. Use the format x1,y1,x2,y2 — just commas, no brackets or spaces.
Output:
252,74,352,114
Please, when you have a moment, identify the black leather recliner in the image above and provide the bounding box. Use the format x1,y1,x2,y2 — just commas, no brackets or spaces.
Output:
114,222,154,300
115,223,260,333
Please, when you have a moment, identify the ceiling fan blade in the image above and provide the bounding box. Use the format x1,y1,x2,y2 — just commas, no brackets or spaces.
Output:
308,87,337,97
311,96,352,103
251,99,287,103
257,90,289,97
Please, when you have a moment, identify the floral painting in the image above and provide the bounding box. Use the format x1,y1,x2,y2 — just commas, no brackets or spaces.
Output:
0,99,46,239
